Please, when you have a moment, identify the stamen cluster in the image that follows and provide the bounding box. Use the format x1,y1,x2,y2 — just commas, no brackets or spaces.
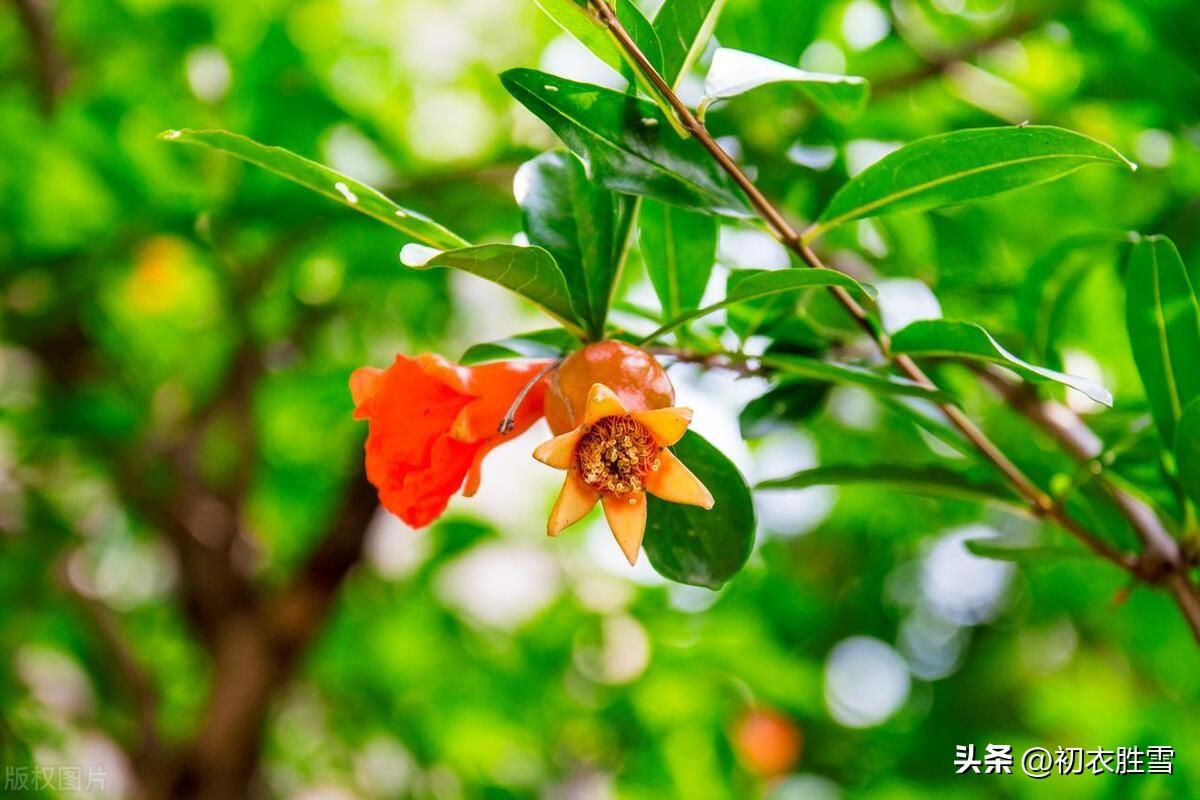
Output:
575,415,661,495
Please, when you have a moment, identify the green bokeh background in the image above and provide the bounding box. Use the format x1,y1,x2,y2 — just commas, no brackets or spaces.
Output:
2,0,1199,797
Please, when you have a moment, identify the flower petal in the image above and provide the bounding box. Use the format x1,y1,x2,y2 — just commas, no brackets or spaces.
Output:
601,492,647,566
646,449,714,509
631,407,693,446
583,383,628,425
533,427,584,470
548,471,600,536
349,367,386,420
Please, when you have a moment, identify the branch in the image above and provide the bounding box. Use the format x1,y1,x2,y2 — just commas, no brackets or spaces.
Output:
976,366,1200,638
585,0,1200,643
873,11,1044,98
12,0,69,115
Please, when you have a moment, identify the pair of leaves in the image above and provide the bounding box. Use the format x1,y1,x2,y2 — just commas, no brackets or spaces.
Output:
700,47,869,123
516,150,630,339
1124,236,1200,509
890,319,1114,406
644,431,755,589
502,69,751,217
163,129,592,335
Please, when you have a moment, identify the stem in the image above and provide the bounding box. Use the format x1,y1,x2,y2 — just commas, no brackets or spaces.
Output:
498,360,561,434
587,0,1200,643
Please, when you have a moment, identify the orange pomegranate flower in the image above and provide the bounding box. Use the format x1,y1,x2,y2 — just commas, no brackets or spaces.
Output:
350,354,550,528
533,383,714,565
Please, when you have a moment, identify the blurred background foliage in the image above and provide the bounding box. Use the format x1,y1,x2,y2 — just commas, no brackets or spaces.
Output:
2,0,1199,797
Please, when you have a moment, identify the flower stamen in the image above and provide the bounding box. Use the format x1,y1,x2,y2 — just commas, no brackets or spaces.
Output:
575,415,660,495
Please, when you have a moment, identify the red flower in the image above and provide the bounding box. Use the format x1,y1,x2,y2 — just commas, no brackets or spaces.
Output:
350,354,549,528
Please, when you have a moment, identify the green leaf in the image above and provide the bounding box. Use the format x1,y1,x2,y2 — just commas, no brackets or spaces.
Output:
760,354,951,401
401,244,584,334
516,150,627,339
639,199,718,325
1125,235,1200,444
963,538,1090,563
1178,399,1200,509
808,126,1136,241
644,431,755,589
501,69,751,217
652,0,725,86
532,0,693,138
1018,231,1132,362
890,319,1113,406
740,381,830,439
459,329,581,365
534,0,664,76
757,464,1026,515
640,268,871,342
701,47,869,123
159,129,468,250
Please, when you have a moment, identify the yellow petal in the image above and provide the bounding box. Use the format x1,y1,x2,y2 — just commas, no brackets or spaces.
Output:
646,449,714,509
631,407,693,446
583,383,627,425
548,471,599,536
533,427,584,470
601,492,647,566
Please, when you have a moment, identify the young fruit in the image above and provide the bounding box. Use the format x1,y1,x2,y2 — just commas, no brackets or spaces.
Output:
544,341,674,435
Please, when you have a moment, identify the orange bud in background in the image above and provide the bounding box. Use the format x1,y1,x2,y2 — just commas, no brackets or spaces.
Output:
732,708,803,777
350,354,550,528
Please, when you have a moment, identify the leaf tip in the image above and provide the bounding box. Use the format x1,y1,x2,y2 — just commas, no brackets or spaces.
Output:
399,243,443,268
158,129,184,141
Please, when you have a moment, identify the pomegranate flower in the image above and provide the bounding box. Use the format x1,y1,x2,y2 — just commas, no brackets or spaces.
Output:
533,383,714,565
350,354,549,528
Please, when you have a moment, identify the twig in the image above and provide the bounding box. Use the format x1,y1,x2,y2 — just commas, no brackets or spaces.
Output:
873,11,1046,98
586,0,1200,643
498,360,561,434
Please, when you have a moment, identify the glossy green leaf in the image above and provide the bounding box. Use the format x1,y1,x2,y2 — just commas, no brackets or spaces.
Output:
459,329,581,365
639,199,718,325
1125,235,1200,444
890,319,1113,406
159,129,468,250
760,354,950,401
501,69,752,217
701,47,869,123
640,268,871,342
1177,398,1200,509
644,431,755,589
653,0,725,86
401,244,584,334
532,0,686,135
516,150,628,339
808,126,1136,240
739,381,829,439
757,464,1025,515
